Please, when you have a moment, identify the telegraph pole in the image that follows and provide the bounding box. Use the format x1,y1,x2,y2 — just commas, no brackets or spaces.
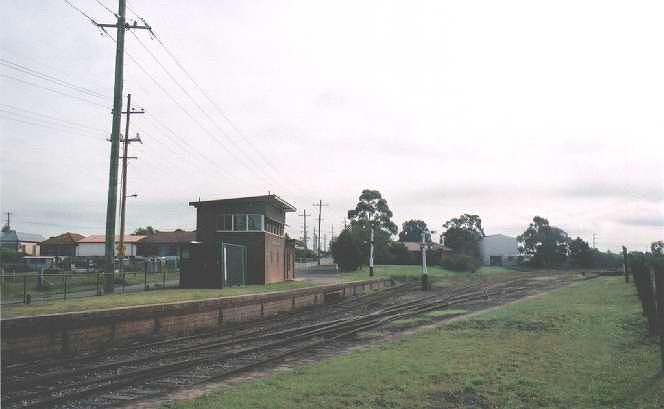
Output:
592,233,597,249
3,212,10,229
118,94,143,276
299,209,309,253
312,200,329,265
98,1,151,293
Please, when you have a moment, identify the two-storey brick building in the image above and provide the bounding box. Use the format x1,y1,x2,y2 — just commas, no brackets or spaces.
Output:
182,194,297,288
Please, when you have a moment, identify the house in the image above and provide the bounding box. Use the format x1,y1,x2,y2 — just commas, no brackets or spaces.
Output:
137,230,195,258
75,235,146,257
0,230,45,256
479,234,520,266
182,194,297,288
400,241,454,265
40,232,84,257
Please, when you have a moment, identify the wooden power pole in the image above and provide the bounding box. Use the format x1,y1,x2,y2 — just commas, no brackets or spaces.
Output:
312,200,328,265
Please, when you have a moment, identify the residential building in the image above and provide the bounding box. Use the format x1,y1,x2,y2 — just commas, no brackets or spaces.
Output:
75,235,146,257
0,230,45,256
183,194,297,288
479,234,520,266
40,232,84,257
137,230,195,258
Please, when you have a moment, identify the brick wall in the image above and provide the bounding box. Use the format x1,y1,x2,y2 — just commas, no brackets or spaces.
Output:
1,278,394,362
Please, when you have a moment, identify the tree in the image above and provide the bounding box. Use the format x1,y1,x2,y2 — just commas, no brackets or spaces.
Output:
1,224,10,233
134,226,157,236
441,214,485,258
348,189,398,235
517,216,569,267
330,230,363,272
651,240,664,256
398,220,429,242
347,190,398,265
568,237,593,268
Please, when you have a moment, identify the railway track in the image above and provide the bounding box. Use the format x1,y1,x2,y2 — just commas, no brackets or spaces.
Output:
2,283,519,409
2,273,584,409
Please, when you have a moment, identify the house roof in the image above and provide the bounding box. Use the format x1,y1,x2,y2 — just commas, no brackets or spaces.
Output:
77,235,146,244
482,234,517,240
40,232,85,246
0,230,45,243
189,194,296,212
138,231,195,244
401,242,450,252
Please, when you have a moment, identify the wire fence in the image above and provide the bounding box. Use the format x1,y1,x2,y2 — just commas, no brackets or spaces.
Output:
0,267,180,306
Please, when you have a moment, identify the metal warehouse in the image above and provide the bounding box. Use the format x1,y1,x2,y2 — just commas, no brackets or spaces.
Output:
182,194,297,288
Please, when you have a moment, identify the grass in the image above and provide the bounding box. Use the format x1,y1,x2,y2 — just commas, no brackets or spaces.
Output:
163,277,664,409
342,264,520,285
0,281,314,319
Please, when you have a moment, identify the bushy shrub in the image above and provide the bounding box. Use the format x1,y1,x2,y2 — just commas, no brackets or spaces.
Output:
330,230,363,272
441,254,480,273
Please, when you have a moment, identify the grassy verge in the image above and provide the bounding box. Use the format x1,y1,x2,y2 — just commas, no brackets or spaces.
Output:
164,277,664,409
1,281,314,319
342,264,520,285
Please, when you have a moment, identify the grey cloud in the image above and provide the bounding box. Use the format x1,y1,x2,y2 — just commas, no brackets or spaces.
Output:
561,183,664,202
618,216,664,228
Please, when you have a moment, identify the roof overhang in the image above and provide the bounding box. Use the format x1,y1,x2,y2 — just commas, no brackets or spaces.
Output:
189,194,297,212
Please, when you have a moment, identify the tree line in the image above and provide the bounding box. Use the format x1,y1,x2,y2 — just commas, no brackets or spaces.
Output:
330,189,661,272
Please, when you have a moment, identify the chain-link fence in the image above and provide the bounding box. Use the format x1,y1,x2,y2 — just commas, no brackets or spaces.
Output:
1,262,180,305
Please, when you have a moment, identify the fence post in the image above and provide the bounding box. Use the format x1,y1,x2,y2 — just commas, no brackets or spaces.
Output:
23,275,27,304
144,261,148,291
653,264,664,373
622,246,630,283
96,273,101,296
64,275,67,300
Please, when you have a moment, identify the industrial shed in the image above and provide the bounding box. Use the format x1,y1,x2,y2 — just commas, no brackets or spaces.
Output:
479,234,521,266
182,194,297,288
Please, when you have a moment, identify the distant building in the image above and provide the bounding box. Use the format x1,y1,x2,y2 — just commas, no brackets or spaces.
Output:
0,230,45,256
183,194,297,288
137,230,195,258
40,232,84,257
479,234,520,266
76,235,146,257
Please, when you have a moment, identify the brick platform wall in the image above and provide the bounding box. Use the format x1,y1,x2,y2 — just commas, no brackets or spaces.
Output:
1,278,394,362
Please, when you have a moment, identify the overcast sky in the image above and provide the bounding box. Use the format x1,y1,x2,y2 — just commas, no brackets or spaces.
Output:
1,0,662,251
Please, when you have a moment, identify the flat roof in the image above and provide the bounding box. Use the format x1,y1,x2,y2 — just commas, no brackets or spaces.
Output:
189,194,296,212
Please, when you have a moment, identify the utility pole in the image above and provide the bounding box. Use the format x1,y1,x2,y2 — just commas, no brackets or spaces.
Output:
312,200,329,265
299,209,309,253
98,1,151,293
323,234,327,254
592,233,597,249
3,212,10,229
118,94,143,278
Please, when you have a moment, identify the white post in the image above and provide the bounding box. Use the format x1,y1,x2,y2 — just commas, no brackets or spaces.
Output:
421,231,428,275
369,225,374,276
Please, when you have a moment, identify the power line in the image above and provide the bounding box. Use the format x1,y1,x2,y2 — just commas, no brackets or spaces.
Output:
0,103,107,132
1,73,109,109
98,27,266,190
0,112,104,139
0,58,108,100
127,3,293,184
128,31,283,189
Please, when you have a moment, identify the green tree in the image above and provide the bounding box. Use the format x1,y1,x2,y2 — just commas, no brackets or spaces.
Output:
330,229,363,272
1,224,10,233
568,237,593,268
651,240,664,256
347,189,398,265
517,216,569,267
398,220,428,242
441,214,485,258
134,226,157,236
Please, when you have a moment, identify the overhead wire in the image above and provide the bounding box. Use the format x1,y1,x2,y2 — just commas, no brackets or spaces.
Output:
0,103,107,133
1,73,109,109
0,58,108,100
